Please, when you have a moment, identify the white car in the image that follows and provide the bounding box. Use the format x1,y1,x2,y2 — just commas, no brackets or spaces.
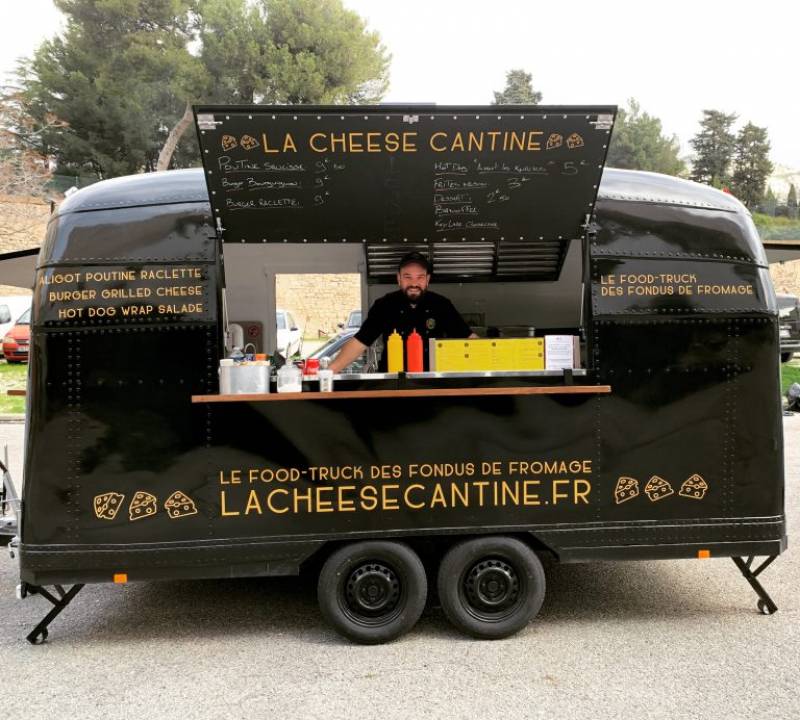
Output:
276,309,302,357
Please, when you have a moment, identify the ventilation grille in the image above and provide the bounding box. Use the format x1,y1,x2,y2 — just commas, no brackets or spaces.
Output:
366,240,568,283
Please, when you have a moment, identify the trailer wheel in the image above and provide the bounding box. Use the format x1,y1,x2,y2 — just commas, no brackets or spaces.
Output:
437,536,545,639
318,541,427,644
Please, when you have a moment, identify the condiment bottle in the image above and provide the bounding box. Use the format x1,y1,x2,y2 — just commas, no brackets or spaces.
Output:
387,329,404,372
406,328,423,372
318,357,334,392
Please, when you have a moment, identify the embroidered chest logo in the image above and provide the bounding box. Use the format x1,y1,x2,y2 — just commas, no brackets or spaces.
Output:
426,318,436,331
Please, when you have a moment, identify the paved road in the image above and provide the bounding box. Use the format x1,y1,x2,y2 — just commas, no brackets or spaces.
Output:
1,417,798,720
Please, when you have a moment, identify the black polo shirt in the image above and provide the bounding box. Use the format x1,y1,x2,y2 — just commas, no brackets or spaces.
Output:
355,290,472,371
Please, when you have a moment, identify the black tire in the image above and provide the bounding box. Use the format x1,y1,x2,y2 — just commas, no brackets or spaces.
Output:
437,536,545,639
780,352,792,364
318,541,427,644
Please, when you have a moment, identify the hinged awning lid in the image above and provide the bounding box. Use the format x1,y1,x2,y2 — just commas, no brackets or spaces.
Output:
194,105,616,244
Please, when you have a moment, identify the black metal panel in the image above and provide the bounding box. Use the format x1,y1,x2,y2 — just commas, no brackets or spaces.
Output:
22,324,219,546
193,105,615,243
593,200,765,264
591,258,772,316
40,203,215,265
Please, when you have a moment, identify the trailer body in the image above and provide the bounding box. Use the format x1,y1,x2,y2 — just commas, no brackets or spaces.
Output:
12,106,786,641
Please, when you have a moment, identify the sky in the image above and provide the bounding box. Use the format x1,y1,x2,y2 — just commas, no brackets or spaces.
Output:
1,0,798,168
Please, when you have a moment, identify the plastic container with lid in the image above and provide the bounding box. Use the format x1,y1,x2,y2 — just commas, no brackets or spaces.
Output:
277,363,303,393
232,357,270,394
219,358,234,395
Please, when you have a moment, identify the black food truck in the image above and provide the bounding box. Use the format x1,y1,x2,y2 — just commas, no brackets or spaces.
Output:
3,105,787,644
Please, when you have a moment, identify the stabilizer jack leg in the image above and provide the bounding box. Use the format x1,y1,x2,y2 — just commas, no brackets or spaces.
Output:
732,556,778,615
23,583,85,644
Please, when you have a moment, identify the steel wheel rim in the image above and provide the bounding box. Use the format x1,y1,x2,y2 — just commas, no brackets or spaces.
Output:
340,560,404,627
460,556,525,622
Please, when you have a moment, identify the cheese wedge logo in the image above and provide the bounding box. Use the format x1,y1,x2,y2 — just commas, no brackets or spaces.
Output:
94,492,124,520
165,491,198,519
566,133,584,150
679,473,709,500
240,134,259,151
644,475,674,502
546,133,563,150
613,476,639,504
129,491,158,521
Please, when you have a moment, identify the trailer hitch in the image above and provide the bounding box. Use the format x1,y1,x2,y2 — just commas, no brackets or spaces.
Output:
21,583,85,645
732,556,778,615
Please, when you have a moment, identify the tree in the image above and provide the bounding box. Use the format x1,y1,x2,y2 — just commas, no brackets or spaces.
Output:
787,183,797,219
730,122,773,209
16,0,390,178
606,99,685,176
492,70,542,105
689,110,737,188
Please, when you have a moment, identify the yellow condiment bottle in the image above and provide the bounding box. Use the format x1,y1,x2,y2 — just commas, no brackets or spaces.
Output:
387,329,404,372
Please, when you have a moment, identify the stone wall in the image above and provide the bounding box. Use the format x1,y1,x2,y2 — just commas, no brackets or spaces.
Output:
0,195,47,297
770,259,800,296
276,273,361,337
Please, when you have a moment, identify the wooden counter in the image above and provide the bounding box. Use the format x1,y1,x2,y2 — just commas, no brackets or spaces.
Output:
192,385,611,403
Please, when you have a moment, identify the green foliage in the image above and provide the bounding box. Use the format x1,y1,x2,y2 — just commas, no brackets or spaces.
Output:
606,99,685,176
13,0,390,179
492,70,542,105
787,184,797,219
689,110,737,188
730,122,773,209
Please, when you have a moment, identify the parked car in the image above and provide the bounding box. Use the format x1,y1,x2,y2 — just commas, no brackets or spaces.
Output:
337,309,362,332
2,307,31,363
276,308,302,357
778,294,799,363
0,296,31,358
306,328,376,373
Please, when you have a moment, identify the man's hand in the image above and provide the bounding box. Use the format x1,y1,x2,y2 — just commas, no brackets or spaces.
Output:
329,337,368,374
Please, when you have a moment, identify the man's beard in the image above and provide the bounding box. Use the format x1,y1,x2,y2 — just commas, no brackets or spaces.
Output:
403,286,426,302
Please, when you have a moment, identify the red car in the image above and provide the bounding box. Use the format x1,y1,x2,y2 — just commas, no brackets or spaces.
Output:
2,308,30,363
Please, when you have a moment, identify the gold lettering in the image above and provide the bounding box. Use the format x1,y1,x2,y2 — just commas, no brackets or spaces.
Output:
261,132,279,154
266,488,289,514
309,132,327,152
245,489,263,515
430,132,447,152
220,491,240,516
404,484,426,510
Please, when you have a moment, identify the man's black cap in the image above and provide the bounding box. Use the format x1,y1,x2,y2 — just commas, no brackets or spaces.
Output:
398,251,431,273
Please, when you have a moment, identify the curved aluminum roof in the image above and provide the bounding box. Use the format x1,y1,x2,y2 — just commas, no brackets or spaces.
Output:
56,166,748,217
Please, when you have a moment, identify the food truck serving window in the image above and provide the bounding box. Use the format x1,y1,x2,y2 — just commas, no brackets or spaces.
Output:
194,105,616,381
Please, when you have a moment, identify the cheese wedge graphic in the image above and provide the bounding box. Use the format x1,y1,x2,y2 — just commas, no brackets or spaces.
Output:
94,492,124,520
613,476,639,504
129,491,158,521
164,491,198,519
679,474,709,500
644,475,674,502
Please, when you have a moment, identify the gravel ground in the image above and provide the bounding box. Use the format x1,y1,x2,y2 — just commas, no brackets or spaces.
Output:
0,416,797,720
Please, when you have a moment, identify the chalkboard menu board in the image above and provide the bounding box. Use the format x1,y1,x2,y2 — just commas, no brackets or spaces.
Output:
193,105,616,244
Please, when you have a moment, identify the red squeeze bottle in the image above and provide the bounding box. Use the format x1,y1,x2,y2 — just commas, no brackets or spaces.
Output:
406,329,423,372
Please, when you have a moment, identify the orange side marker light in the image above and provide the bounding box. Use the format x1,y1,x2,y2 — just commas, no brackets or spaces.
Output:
697,550,711,559
113,573,128,584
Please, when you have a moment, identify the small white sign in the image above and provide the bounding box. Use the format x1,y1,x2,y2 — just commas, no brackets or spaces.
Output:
545,335,577,371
